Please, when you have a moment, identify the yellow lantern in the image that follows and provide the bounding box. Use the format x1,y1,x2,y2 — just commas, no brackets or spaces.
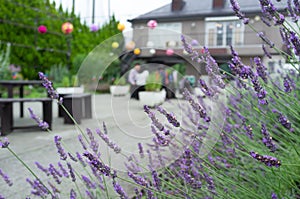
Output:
125,41,136,51
61,22,74,34
133,48,141,55
117,23,125,31
112,42,119,49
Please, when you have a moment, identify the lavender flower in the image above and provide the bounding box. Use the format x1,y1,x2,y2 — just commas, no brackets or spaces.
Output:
38,72,59,99
48,164,62,184
54,135,67,160
272,192,278,199
262,44,272,59
58,162,69,178
128,171,149,187
82,175,96,189
283,78,292,92
83,152,111,176
230,0,250,24
28,108,49,130
70,188,77,199
261,124,276,152
198,79,215,97
289,31,300,56
95,128,121,153
144,105,165,131
156,106,180,127
76,152,87,167
68,152,78,162
138,143,144,158
182,88,210,122
47,181,60,195
0,137,9,148
26,178,49,197
35,162,50,176
257,32,275,48
249,151,281,167
67,162,76,182
78,135,88,150
278,113,292,130
203,172,216,195
86,128,99,154
0,168,13,186
254,57,268,83
113,181,129,199
151,170,161,190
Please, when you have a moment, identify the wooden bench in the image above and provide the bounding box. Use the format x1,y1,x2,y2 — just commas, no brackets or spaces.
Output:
61,93,92,124
0,98,52,136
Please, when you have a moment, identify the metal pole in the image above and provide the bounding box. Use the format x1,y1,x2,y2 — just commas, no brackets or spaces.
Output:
108,0,110,20
72,0,75,12
92,0,95,24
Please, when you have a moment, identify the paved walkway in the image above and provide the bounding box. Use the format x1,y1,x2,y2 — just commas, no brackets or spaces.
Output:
0,93,188,198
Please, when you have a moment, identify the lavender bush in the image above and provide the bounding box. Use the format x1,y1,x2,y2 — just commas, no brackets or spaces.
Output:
0,0,300,198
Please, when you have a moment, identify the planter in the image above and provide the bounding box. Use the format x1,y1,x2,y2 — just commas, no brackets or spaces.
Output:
139,89,166,107
109,85,130,96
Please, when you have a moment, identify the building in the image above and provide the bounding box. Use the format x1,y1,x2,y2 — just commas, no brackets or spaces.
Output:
124,0,288,78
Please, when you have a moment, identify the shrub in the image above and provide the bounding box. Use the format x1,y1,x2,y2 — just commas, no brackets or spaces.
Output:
145,72,162,92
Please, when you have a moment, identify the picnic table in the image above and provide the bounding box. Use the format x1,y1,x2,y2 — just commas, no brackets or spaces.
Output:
0,80,53,135
0,80,43,117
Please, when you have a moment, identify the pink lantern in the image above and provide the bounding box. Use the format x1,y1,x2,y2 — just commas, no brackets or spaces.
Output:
166,49,174,56
38,25,47,34
147,20,157,29
61,22,74,34
90,24,99,32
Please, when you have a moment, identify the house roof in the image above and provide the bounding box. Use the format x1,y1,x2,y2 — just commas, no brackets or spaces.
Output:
128,0,287,23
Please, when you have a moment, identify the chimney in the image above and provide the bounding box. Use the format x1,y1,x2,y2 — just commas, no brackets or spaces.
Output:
172,0,185,11
213,0,225,9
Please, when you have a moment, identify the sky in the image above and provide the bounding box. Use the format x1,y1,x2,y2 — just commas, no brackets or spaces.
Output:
51,0,172,28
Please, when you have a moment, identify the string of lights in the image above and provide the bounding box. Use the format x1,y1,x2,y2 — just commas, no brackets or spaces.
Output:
0,18,64,37
0,40,69,54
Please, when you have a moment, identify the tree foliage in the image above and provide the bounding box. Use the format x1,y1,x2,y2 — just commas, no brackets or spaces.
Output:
0,0,121,79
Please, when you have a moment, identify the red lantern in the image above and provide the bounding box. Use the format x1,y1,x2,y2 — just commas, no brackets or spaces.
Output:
38,25,47,34
61,22,74,34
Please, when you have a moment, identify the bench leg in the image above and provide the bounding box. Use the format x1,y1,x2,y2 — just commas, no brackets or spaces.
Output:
43,101,52,130
0,103,13,136
63,98,82,124
84,95,92,118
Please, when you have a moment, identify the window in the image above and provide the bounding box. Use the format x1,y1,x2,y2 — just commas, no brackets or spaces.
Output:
205,17,244,47
148,22,182,48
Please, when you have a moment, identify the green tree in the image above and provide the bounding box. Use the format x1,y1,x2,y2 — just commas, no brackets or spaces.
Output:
0,0,122,79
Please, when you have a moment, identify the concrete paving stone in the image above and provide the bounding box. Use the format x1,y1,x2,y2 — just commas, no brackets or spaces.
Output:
0,93,226,198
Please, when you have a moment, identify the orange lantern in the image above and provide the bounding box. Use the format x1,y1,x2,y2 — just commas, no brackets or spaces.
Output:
133,48,141,55
61,22,74,34
117,23,125,31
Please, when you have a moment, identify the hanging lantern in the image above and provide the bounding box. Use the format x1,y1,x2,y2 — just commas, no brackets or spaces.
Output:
149,48,156,55
166,49,174,56
61,22,74,34
112,42,119,49
125,41,136,51
147,20,157,29
38,25,47,34
191,39,199,46
117,23,125,31
133,48,141,55
90,24,99,32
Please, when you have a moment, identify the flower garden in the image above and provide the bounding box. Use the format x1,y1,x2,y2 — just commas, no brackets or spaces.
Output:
0,0,300,199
